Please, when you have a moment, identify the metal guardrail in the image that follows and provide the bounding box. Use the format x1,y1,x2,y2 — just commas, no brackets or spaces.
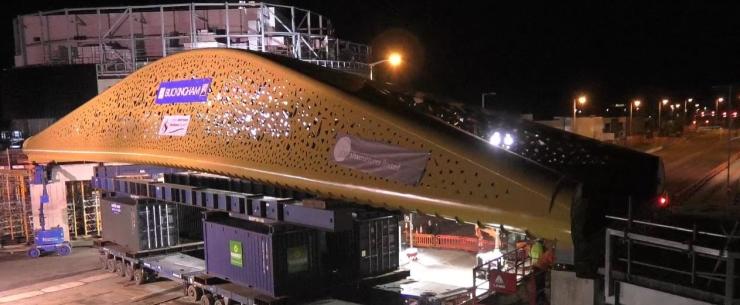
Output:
411,233,496,253
301,59,370,74
470,247,533,303
605,214,740,305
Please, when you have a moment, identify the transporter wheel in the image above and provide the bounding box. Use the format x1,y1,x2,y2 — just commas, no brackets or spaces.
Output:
187,285,202,302
57,244,72,256
27,247,40,258
133,268,146,285
106,258,116,273
115,260,125,277
145,270,157,282
99,255,107,269
200,293,215,305
124,263,134,281
214,298,226,305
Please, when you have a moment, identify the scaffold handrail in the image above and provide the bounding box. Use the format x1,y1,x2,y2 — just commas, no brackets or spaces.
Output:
606,214,737,239
470,246,534,303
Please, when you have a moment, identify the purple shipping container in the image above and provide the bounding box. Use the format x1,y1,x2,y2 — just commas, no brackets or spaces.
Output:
203,217,321,298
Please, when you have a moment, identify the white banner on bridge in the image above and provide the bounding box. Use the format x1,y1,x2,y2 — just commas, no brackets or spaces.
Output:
158,115,191,136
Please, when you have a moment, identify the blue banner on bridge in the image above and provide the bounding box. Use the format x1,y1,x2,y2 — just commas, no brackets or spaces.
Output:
155,78,212,104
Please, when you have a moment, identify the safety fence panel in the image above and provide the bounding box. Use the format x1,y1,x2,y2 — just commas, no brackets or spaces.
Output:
411,233,495,253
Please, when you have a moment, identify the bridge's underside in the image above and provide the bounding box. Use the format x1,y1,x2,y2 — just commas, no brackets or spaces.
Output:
23,48,579,262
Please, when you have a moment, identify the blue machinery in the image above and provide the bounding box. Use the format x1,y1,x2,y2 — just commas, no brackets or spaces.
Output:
27,165,71,258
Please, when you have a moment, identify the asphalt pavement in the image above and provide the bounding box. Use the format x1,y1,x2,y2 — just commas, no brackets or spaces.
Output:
649,130,740,198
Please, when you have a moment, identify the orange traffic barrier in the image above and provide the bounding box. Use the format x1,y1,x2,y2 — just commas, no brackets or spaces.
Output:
410,233,495,253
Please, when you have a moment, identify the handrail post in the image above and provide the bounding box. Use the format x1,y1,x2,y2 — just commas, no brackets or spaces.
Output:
626,197,633,280
725,254,735,305
691,224,697,285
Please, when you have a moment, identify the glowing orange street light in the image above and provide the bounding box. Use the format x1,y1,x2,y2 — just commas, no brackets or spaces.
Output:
629,100,641,137
658,99,670,130
369,52,403,80
572,95,587,132
388,53,402,66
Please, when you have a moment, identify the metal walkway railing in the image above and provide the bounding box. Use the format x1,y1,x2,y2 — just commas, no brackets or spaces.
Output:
470,246,534,303
605,214,740,305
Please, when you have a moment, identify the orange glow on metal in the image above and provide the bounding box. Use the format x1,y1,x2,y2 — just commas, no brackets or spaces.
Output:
22,49,577,256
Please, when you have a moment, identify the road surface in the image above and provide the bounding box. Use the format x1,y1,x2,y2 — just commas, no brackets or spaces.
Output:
649,130,740,200
0,247,190,305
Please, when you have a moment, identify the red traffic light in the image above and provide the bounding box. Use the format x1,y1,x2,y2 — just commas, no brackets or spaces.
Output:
657,193,670,208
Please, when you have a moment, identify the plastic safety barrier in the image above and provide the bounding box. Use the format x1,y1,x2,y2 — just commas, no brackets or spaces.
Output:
410,233,495,253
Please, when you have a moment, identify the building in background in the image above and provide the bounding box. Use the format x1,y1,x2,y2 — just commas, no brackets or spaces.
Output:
534,115,648,143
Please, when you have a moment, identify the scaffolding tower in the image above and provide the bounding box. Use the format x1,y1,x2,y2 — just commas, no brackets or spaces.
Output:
66,180,101,238
0,151,33,244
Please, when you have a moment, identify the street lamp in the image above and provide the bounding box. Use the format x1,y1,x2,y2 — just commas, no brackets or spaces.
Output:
629,100,641,137
573,95,587,132
674,104,682,122
684,98,693,126
717,97,725,115
658,99,669,131
369,52,402,81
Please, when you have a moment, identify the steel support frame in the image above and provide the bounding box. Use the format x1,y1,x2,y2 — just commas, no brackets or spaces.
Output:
18,3,372,77
605,227,739,304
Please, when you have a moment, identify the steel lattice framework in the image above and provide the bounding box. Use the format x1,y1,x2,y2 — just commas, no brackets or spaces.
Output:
13,3,371,77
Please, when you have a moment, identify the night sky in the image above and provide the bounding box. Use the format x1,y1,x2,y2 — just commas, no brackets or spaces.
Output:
3,1,740,118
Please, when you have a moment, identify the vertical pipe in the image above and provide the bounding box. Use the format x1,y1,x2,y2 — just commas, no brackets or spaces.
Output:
65,10,72,64
158,203,164,247
291,7,296,57
409,212,413,248
629,103,633,137
572,98,577,132
3,152,13,240
97,9,102,66
20,174,29,242
368,219,373,273
38,12,46,64
81,181,87,236
95,191,101,234
691,224,697,285
727,85,733,190
160,6,165,57
225,3,230,48
398,216,402,267
165,203,170,246
147,204,152,249
604,230,613,297
626,197,633,280
725,254,735,305
259,3,265,52
128,8,134,71
71,182,79,238
659,102,663,131
190,3,196,46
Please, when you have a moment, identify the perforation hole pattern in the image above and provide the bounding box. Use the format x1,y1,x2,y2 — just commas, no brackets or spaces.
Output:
29,49,564,220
